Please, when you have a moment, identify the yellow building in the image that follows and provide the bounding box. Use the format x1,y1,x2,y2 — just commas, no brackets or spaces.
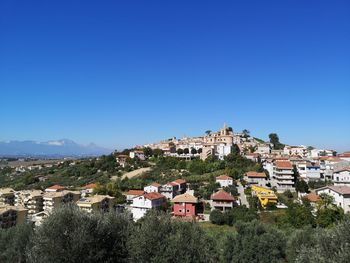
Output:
0,205,28,229
76,195,115,213
15,190,44,215
251,185,278,208
43,190,81,213
0,188,15,206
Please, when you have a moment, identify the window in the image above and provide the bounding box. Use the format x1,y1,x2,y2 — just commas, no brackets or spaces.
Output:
179,209,182,213
186,209,190,213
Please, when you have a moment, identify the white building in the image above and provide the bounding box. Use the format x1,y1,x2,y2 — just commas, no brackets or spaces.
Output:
144,182,161,193
283,145,308,157
297,161,321,182
255,144,271,156
216,175,233,188
319,157,350,180
159,179,187,199
129,150,146,160
272,160,295,192
333,167,350,186
315,185,350,213
216,144,232,160
125,190,145,202
130,192,166,220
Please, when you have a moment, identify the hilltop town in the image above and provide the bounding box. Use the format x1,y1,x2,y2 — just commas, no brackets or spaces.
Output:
1,123,349,224
1,123,350,262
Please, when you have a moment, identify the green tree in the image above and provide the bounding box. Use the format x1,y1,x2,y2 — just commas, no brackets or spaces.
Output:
242,129,250,138
190,148,197,155
296,218,350,262
316,193,344,227
279,201,315,228
152,148,164,157
222,220,286,263
0,223,33,263
27,205,132,263
205,130,212,135
183,148,189,155
269,133,284,150
143,147,153,157
209,209,225,225
128,210,216,263
176,148,184,155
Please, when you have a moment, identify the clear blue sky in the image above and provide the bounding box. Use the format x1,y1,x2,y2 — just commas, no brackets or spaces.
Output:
0,0,349,151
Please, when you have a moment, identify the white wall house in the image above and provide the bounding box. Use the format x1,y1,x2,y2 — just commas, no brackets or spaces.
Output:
333,168,350,186
130,192,165,220
315,185,350,213
144,183,161,193
216,175,233,188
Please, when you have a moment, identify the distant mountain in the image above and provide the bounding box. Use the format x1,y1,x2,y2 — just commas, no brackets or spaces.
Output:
0,139,112,157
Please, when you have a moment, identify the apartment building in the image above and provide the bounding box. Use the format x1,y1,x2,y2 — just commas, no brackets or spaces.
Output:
14,190,44,216
272,160,295,192
297,161,321,182
0,188,15,206
43,190,81,213
76,195,115,213
0,205,28,229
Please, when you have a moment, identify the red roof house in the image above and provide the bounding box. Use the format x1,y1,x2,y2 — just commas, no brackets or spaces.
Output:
210,190,235,211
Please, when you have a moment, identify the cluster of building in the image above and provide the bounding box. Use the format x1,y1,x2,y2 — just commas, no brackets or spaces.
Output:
142,123,260,160
0,184,114,228
126,175,237,221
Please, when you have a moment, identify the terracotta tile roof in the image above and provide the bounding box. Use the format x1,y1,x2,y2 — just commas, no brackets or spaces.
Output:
46,185,65,190
82,183,97,189
150,182,161,187
216,175,233,180
246,171,267,178
338,152,350,157
171,193,198,203
172,179,186,185
306,192,320,203
126,190,145,196
274,160,293,169
144,192,165,201
211,190,235,201
317,185,350,195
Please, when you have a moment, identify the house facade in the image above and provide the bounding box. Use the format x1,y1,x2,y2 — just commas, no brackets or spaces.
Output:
43,190,80,213
172,193,203,219
315,185,350,213
210,190,235,212
130,192,165,220
333,168,350,186
14,190,44,216
272,160,295,192
245,171,267,187
144,182,161,193
0,206,28,229
77,195,114,213
216,175,233,188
